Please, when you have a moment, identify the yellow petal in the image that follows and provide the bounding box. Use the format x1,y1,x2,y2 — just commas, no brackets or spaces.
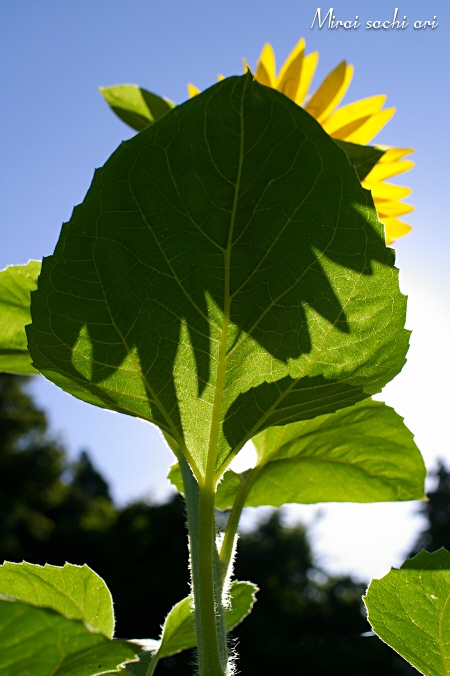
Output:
295,51,318,106
323,97,396,144
217,74,225,81
364,182,412,201
255,43,276,87
242,58,251,74
365,159,415,182
342,108,396,144
323,95,386,134
305,61,353,123
383,218,413,244
187,83,200,98
378,147,414,163
275,38,305,100
375,200,415,218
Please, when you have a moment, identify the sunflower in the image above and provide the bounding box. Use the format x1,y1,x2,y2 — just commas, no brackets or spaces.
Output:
188,38,414,245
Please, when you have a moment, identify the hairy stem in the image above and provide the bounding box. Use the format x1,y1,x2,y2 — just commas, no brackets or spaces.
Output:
197,484,227,675
179,455,227,676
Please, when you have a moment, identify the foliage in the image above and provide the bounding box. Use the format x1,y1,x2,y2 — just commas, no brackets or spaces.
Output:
362,468,450,675
364,549,450,676
28,75,409,463
99,85,175,131
0,560,140,676
0,561,115,637
0,68,439,675
0,261,40,374
169,398,425,508
0,598,138,676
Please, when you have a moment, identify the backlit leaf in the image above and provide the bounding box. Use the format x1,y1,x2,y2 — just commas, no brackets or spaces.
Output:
28,74,408,479
0,261,40,374
170,400,425,508
0,598,138,676
364,549,450,676
0,561,114,638
100,85,175,132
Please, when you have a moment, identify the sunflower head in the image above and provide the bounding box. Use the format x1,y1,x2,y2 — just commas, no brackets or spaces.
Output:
187,38,414,245
252,39,414,245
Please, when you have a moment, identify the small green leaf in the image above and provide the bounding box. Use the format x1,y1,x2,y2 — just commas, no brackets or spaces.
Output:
99,85,175,132
158,596,196,658
167,462,184,494
0,598,138,676
226,579,258,630
213,399,425,508
160,580,256,656
29,74,409,479
0,261,40,374
364,549,450,676
0,561,114,638
125,581,257,675
334,140,386,181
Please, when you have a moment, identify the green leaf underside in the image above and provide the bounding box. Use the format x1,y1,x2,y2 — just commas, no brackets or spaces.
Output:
0,261,40,374
100,85,175,132
364,549,450,676
334,140,386,181
169,399,425,507
28,74,408,479
0,561,114,639
124,581,257,674
0,598,138,676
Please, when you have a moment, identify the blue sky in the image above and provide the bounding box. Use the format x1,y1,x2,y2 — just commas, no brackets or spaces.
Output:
1,0,448,579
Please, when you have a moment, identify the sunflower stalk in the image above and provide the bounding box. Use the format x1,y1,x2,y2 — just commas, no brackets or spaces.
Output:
179,455,229,675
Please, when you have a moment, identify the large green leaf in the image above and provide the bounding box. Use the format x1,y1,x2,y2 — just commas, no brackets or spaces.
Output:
125,581,257,675
99,85,175,132
0,261,40,374
0,597,138,676
169,399,426,507
364,549,450,676
0,561,114,638
28,74,408,479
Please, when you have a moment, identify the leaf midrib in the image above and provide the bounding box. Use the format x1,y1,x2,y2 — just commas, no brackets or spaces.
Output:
206,77,248,486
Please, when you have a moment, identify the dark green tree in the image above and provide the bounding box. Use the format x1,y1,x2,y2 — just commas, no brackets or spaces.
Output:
0,373,65,560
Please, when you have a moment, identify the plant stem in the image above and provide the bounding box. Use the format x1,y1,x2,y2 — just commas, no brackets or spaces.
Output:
145,652,160,676
179,454,226,676
196,482,227,676
219,467,261,580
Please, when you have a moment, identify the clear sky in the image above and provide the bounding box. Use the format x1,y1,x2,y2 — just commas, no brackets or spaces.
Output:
1,0,448,581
